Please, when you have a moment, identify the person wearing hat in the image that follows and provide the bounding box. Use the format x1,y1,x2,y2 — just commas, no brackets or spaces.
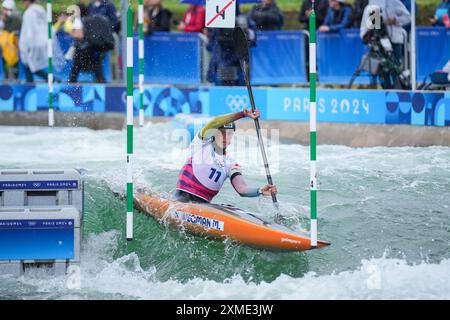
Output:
0,0,21,32
319,0,353,33
19,0,48,82
174,109,278,203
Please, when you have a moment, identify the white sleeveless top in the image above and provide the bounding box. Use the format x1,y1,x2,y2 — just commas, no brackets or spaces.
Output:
176,135,240,201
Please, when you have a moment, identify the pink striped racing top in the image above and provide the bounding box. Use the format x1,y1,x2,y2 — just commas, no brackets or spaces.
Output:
176,135,240,202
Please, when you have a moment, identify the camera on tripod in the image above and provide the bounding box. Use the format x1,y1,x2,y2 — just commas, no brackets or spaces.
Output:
348,6,411,89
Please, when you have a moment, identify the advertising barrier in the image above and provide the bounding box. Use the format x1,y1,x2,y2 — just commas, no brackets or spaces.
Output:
0,84,449,126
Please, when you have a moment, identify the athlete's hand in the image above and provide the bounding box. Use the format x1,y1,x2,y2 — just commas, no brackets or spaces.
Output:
261,184,277,196
243,108,260,120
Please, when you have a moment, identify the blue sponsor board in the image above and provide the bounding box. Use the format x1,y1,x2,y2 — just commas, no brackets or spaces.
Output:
267,89,385,124
0,219,74,260
56,85,106,112
105,86,207,116
104,86,127,113
0,180,78,190
132,32,201,85
0,83,35,112
138,86,206,117
0,219,74,229
251,31,307,85
317,29,371,85
208,87,267,119
1,83,449,126
0,83,106,112
385,91,449,126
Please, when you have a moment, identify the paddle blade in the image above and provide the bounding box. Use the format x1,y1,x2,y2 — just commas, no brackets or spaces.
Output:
233,26,250,72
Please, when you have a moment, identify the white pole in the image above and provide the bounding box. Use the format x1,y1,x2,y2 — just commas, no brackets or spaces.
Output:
138,0,145,126
47,0,54,127
309,0,318,248
126,6,134,240
411,1,416,90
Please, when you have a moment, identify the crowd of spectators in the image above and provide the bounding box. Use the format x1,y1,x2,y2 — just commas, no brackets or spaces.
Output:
0,0,120,82
0,0,449,85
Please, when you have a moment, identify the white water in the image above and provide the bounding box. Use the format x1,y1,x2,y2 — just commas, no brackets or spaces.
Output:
0,123,449,299
1,232,449,300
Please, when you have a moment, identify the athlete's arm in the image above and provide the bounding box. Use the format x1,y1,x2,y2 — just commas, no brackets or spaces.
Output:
198,109,260,139
231,173,278,198
230,173,260,197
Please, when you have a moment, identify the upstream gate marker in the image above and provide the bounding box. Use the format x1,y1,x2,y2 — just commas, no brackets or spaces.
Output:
309,1,318,247
205,0,236,28
126,5,134,240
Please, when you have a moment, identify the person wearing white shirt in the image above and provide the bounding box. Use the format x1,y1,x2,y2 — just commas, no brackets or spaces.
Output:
18,0,48,82
360,0,410,65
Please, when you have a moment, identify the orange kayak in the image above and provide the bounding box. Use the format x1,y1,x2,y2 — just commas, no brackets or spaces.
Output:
134,193,330,252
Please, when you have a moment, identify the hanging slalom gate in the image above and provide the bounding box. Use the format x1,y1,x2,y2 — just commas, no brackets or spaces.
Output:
126,5,134,240
43,1,136,239
309,3,318,247
0,169,84,276
34,1,321,251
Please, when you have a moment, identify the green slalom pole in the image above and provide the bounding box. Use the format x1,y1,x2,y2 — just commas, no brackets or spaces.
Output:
138,0,145,126
309,2,318,247
47,0,54,127
126,5,134,240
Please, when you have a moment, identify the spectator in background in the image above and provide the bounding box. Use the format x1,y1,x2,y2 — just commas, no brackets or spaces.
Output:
299,0,328,82
19,0,48,82
68,5,89,82
0,0,21,79
319,0,353,33
361,0,410,65
248,0,283,31
53,11,73,35
0,0,21,32
177,4,205,33
144,0,171,35
87,0,119,33
430,0,450,27
299,0,329,29
350,0,368,27
68,5,113,83
87,0,119,81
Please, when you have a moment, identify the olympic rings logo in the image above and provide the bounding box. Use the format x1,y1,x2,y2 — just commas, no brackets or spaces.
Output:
226,95,249,112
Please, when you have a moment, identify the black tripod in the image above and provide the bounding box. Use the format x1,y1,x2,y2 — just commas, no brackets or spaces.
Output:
348,28,410,89
348,48,381,89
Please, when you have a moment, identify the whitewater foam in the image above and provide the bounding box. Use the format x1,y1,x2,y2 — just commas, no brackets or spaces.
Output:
2,232,448,300
1,125,449,299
